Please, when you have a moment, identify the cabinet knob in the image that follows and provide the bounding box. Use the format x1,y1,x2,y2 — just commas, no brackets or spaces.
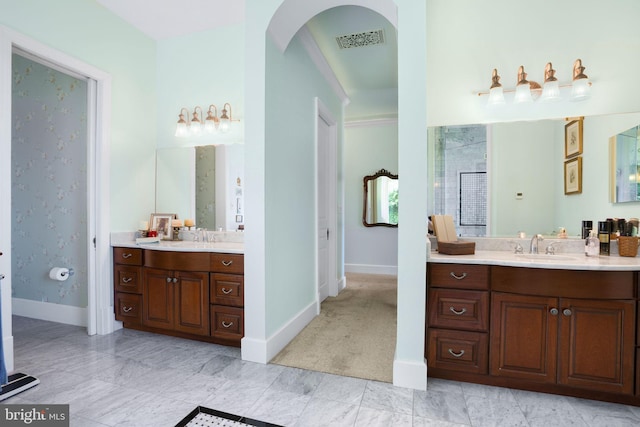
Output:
122,253,133,259
221,321,234,328
221,288,233,295
550,308,559,315
449,306,467,316
449,272,467,280
448,349,465,358
173,277,178,283
166,277,172,283
122,277,133,283
563,308,572,316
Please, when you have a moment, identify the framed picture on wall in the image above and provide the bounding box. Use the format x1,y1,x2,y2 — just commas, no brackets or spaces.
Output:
565,118,583,158
150,213,177,240
564,157,582,195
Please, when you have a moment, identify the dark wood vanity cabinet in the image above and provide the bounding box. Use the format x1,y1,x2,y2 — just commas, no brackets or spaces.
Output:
426,264,490,375
113,247,244,346
427,263,639,405
210,253,245,344
114,247,143,326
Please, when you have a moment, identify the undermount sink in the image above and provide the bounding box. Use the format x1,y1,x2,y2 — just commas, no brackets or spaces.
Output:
515,253,577,262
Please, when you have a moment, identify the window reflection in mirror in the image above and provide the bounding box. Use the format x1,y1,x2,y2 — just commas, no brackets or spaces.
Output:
428,125,487,237
363,169,398,227
610,124,640,203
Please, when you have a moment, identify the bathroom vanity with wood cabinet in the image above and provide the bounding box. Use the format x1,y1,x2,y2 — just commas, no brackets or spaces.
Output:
114,246,244,347
427,257,640,406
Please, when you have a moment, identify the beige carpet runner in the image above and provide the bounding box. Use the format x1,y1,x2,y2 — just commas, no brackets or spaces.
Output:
270,273,397,383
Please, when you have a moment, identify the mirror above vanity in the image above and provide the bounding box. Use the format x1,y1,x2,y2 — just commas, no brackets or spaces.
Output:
609,124,640,203
155,144,245,232
428,111,640,238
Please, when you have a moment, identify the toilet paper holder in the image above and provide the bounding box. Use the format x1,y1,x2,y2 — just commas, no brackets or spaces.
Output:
63,268,75,277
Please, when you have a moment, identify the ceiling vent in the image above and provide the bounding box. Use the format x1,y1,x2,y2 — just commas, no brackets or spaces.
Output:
335,29,385,49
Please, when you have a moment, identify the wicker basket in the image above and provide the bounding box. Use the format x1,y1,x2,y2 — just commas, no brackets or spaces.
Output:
617,236,640,257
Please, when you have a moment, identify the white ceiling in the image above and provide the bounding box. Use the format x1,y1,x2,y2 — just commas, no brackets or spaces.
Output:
97,1,397,120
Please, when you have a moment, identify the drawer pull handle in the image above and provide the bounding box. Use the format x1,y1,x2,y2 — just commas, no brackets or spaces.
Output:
122,306,133,313
449,272,467,280
221,288,233,294
449,307,467,316
122,253,133,259
222,321,234,328
221,260,233,267
448,349,465,358
122,277,133,283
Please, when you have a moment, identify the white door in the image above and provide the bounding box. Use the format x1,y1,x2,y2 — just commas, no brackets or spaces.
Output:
317,113,330,303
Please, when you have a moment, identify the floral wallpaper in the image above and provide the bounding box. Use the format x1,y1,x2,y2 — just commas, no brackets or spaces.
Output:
195,145,216,229
11,54,88,307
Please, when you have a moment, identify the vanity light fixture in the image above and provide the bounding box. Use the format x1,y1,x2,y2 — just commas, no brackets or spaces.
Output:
219,103,233,133
540,62,561,102
174,103,239,138
174,108,190,138
190,106,204,136
514,65,540,104
479,59,592,105
571,59,591,101
204,104,219,133
487,69,505,106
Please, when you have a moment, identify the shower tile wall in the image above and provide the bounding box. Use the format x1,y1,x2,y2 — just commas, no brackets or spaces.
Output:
433,125,487,237
11,54,88,307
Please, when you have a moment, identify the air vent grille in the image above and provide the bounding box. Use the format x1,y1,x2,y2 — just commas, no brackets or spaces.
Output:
335,29,384,49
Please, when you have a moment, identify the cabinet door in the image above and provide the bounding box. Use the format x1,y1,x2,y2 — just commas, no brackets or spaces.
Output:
558,298,635,395
490,292,558,383
143,267,174,330
174,271,210,336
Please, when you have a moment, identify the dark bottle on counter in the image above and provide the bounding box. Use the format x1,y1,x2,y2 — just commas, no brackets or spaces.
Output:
598,221,611,255
581,220,593,239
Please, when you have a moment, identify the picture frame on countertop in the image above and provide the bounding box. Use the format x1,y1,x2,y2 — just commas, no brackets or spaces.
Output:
565,118,583,158
564,157,582,195
150,213,177,240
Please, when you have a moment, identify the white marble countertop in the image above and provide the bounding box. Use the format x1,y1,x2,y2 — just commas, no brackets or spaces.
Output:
111,232,244,254
429,250,640,271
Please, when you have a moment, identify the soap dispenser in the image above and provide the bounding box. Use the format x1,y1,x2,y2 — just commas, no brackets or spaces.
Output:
585,229,599,257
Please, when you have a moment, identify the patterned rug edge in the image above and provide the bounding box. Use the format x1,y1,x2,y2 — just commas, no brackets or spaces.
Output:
175,406,284,427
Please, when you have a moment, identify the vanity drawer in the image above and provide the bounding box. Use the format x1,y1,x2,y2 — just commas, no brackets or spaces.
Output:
210,305,244,342
114,265,142,293
428,289,488,331
210,253,244,274
429,263,489,290
115,292,142,325
210,273,244,307
114,247,143,266
427,328,488,374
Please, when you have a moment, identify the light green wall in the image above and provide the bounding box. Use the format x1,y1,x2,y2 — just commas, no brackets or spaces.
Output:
344,123,398,269
0,0,157,231
264,33,344,335
156,24,245,150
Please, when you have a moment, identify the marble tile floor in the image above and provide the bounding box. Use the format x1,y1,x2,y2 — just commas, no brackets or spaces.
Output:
4,315,640,427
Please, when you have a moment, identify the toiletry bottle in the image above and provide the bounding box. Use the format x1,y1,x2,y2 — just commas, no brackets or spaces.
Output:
585,230,599,257
581,220,592,239
598,221,611,255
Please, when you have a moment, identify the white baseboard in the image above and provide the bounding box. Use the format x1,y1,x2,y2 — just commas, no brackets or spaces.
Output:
241,300,317,364
12,298,87,327
337,275,346,292
393,353,427,390
345,263,398,275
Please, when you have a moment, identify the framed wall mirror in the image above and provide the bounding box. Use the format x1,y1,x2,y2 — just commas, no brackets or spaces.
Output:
363,169,398,227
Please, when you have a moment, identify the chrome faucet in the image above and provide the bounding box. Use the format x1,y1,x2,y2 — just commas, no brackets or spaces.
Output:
529,234,544,254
